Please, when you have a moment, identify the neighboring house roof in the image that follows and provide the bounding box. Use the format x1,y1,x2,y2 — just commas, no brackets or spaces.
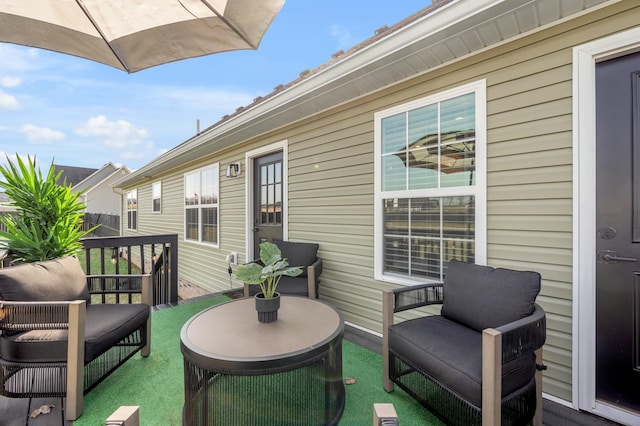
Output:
54,164,98,187
71,162,130,193
72,163,117,191
114,0,611,188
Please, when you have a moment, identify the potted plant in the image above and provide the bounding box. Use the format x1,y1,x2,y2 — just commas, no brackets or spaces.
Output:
0,155,97,264
236,241,302,323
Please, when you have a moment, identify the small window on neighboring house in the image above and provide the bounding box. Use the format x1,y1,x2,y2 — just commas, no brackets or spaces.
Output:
374,80,486,284
152,181,161,213
184,165,219,245
127,189,137,231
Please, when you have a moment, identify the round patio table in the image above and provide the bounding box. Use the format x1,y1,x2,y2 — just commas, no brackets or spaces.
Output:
180,295,345,425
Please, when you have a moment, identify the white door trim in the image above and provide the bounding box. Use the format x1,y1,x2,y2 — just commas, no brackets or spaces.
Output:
244,141,289,261
573,27,640,426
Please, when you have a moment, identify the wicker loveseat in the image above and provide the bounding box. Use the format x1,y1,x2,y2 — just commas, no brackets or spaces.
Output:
383,260,546,426
0,256,151,420
244,240,323,298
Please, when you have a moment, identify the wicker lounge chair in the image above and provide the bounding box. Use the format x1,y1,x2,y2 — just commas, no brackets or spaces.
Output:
244,240,323,298
383,260,546,425
0,256,151,420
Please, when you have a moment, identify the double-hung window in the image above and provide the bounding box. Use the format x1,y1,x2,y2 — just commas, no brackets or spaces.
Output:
374,81,486,284
126,189,137,231
184,165,219,245
152,181,161,213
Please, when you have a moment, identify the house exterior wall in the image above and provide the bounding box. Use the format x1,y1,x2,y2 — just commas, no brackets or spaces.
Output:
84,169,129,215
120,1,639,406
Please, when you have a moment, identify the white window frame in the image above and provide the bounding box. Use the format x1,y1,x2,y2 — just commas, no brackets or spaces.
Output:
151,181,162,213
374,80,487,285
126,189,137,231
184,164,220,247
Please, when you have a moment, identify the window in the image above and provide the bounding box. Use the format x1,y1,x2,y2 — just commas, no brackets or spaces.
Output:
152,181,161,213
127,189,137,231
374,81,486,284
184,165,219,245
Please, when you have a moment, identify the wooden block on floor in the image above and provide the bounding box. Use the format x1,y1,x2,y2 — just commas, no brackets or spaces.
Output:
373,403,398,425
105,406,140,426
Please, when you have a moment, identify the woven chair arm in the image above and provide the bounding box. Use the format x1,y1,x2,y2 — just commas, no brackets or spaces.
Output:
390,282,444,313
0,300,85,332
495,303,546,364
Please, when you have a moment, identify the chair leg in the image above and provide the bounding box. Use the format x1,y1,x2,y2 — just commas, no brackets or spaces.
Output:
533,348,544,426
307,266,316,299
482,328,502,426
66,301,85,421
382,290,394,392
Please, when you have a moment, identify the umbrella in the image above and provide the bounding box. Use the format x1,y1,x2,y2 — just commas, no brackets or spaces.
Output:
0,0,284,73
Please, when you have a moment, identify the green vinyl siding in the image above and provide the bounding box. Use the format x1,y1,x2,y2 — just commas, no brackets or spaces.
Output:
118,1,640,405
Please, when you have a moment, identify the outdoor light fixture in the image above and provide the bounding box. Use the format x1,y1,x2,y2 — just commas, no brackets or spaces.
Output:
111,247,118,264
226,162,241,178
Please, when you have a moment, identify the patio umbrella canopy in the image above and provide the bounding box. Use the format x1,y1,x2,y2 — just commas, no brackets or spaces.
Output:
0,0,284,73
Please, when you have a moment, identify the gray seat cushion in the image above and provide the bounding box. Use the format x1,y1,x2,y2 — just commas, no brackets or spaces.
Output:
441,260,541,332
0,303,149,363
388,315,536,408
0,256,90,303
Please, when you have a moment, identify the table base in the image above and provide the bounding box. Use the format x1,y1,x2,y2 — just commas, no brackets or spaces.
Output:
183,345,345,425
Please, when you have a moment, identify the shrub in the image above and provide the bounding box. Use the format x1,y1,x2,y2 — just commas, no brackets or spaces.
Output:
0,155,96,263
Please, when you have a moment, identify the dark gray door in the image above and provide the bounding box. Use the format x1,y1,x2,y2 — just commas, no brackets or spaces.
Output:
595,51,640,413
252,151,283,259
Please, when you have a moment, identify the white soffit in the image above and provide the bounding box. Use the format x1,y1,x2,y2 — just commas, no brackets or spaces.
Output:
118,0,615,186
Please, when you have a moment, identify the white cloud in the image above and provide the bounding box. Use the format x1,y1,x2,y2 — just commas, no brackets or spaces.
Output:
19,124,65,143
75,115,155,163
0,45,41,73
0,152,51,172
0,90,19,110
0,76,22,88
330,24,358,51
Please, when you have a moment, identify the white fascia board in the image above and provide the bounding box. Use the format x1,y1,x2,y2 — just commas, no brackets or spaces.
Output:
117,0,609,187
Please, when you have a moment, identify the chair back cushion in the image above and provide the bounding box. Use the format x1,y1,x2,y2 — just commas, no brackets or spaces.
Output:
0,256,90,303
441,260,540,331
274,240,318,278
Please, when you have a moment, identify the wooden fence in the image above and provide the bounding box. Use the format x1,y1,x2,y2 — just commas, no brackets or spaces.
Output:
82,213,120,237
0,212,120,237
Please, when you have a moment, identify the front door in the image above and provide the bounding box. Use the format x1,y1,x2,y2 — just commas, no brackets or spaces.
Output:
252,151,283,259
595,51,640,414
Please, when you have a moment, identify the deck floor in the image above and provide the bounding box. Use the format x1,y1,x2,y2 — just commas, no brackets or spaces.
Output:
0,397,70,426
0,298,627,426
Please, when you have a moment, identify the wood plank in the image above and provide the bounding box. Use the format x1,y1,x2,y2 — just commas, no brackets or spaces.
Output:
0,396,71,426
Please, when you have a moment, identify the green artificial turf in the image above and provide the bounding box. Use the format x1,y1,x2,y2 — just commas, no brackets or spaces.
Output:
76,296,443,425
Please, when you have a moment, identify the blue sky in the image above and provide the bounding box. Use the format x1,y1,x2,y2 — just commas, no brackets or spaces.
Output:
0,1,431,171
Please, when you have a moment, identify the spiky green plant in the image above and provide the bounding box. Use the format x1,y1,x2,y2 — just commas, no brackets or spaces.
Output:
235,242,303,298
0,155,97,264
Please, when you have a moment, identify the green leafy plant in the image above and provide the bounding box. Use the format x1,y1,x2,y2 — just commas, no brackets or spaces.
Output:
0,155,97,264
235,242,303,299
